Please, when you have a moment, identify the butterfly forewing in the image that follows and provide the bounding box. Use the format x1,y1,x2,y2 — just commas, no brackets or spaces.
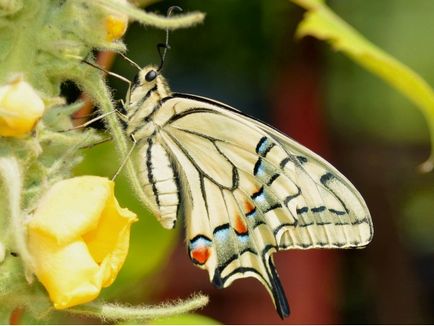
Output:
127,67,373,318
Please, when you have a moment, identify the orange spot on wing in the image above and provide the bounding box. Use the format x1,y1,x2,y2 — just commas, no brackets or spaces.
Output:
191,247,210,265
234,214,248,234
244,201,255,213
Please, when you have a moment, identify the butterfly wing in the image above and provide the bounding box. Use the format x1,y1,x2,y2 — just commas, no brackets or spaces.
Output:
151,93,372,317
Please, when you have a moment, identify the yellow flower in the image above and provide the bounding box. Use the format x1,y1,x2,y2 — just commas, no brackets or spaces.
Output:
104,0,128,42
27,176,137,309
0,77,45,137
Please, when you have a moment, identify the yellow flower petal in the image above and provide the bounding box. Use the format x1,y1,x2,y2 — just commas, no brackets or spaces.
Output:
28,176,112,245
28,232,101,309
83,195,135,263
0,78,44,137
83,187,137,287
27,176,137,309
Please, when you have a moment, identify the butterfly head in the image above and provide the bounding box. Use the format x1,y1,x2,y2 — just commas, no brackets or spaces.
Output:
130,65,171,101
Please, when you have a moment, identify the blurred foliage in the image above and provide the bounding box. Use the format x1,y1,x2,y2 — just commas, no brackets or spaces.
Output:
324,0,434,145
294,0,434,169
320,0,434,260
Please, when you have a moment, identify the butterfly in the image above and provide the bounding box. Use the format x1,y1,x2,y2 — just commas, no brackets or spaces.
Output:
121,64,373,318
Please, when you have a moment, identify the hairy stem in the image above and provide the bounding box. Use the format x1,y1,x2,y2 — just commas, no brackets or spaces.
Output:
66,294,209,322
0,156,33,281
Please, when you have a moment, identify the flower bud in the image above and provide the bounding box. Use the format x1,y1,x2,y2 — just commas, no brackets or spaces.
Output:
0,78,45,137
104,0,128,42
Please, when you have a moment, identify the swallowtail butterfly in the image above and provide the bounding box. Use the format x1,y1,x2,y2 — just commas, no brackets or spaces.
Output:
123,65,373,318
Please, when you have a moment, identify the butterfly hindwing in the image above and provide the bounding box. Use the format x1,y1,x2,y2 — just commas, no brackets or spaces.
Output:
159,126,290,317
140,93,372,317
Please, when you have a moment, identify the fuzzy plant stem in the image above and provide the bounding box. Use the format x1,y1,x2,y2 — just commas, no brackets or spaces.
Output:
66,294,209,322
0,156,33,281
96,0,205,30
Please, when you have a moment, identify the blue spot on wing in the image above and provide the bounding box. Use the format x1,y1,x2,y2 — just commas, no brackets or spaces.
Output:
189,235,212,251
256,137,274,157
253,191,267,207
245,206,266,229
237,233,250,244
253,158,264,176
246,207,257,218
213,223,231,242
256,137,268,155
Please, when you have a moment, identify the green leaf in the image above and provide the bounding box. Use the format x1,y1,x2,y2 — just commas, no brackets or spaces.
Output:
291,0,434,171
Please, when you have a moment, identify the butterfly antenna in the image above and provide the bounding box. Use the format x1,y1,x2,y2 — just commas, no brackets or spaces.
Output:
157,5,183,71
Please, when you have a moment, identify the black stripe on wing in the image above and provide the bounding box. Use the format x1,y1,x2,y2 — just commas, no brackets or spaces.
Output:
164,130,239,191
164,93,282,132
146,138,160,206
263,245,290,319
160,141,184,229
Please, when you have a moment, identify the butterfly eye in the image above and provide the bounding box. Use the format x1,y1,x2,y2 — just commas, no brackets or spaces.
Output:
145,70,157,82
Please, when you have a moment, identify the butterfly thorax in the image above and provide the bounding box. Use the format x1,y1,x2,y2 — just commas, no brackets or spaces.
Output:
126,65,171,140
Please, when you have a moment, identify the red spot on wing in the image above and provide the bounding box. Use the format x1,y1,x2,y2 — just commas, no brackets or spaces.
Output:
234,214,248,235
191,247,210,265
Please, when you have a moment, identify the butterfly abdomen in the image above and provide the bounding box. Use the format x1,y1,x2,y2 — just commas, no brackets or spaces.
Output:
136,137,180,229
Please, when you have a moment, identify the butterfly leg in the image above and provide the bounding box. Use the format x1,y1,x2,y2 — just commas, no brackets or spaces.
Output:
115,104,129,122
47,131,98,177
61,109,118,132
111,133,137,180
78,134,113,149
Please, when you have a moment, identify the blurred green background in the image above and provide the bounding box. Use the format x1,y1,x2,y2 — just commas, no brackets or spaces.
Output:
73,0,433,324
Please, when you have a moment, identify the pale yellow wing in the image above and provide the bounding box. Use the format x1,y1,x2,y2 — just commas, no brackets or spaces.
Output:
151,93,372,317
